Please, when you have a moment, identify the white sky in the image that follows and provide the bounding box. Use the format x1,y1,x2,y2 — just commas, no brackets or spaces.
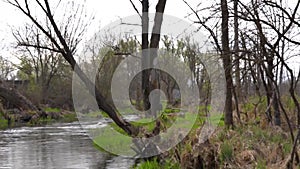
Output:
0,0,202,61
0,0,298,72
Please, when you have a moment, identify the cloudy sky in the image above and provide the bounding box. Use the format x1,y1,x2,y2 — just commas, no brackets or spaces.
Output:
0,0,298,71
0,0,203,59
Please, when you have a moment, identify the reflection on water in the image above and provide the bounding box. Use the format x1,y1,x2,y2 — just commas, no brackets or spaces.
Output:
0,122,134,169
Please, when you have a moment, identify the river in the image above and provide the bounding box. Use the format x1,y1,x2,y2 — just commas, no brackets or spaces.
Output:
0,121,135,169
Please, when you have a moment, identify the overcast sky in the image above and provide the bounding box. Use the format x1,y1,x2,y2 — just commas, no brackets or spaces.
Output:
0,0,203,60
0,0,298,71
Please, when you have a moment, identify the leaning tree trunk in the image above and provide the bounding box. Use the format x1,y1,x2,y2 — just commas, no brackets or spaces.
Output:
0,82,47,119
0,83,37,111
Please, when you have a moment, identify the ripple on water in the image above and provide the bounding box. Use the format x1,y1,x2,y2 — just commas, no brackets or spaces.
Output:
0,121,136,169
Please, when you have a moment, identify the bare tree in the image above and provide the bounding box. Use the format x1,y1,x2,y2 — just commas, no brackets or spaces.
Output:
13,24,66,103
7,0,139,135
8,0,168,138
237,0,300,166
140,0,167,118
0,56,15,80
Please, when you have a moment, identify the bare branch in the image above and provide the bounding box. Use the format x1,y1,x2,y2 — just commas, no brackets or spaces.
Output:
129,0,142,18
17,42,62,53
183,0,222,52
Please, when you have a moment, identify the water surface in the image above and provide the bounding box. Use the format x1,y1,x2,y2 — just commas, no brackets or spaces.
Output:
0,121,135,169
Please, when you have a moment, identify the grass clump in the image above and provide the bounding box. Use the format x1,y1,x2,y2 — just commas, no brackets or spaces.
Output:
134,159,160,169
256,159,267,169
220,141,234,162
134,158,180,169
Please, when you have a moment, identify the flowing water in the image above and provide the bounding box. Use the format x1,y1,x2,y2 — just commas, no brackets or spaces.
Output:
0,121,135,169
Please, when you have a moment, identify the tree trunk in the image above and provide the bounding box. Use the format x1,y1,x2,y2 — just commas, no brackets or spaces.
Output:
233,0,241,123
221,0,234,127
148,0,166,118
142,0,166,118
142,0,151,113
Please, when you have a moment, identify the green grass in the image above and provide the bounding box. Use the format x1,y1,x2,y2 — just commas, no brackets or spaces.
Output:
44,107,61,113
29,110,77,125
134,159,160,169
256,159,267,169
83,109,136,119
163,108,180,114
220,141,234,162
61,113,77,123
0,113,8,130
121,107,136,115
92,112,194,155
28,115,54,126
92,110,221,157
207,113,224,127
93,126,133,155
283,142,293,156
252,126,268,141
134,158,180,169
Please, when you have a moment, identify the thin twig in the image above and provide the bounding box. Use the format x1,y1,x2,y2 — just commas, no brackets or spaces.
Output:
129,0,142,18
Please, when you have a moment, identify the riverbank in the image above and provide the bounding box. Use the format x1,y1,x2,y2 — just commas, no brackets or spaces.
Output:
0,108,78,130
134,123,296,169
1,102,299,168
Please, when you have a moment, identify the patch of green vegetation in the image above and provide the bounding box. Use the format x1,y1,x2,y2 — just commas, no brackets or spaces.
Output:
162,159,181,169
133,117,154,124
93,126,133,155
207,113,224,127
270,133,283,143
256,159,267,169
61,113,77,123
93,111,200,155
217,130,227,142
282,95,300,111
283,142,293,156
44,107,61,113
249,126,292,147
0,113,8,130
134,159,160,169
198,105,211,113
83,111,107,118
85,109,136,119
252,126,268,141
29,116,54,126
109,122,131,135
220,141,234,162
134,158,180,169
121,107,135,115
242,102,254,113
29,111,77,126
241,96,268,114
163,108,180,114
